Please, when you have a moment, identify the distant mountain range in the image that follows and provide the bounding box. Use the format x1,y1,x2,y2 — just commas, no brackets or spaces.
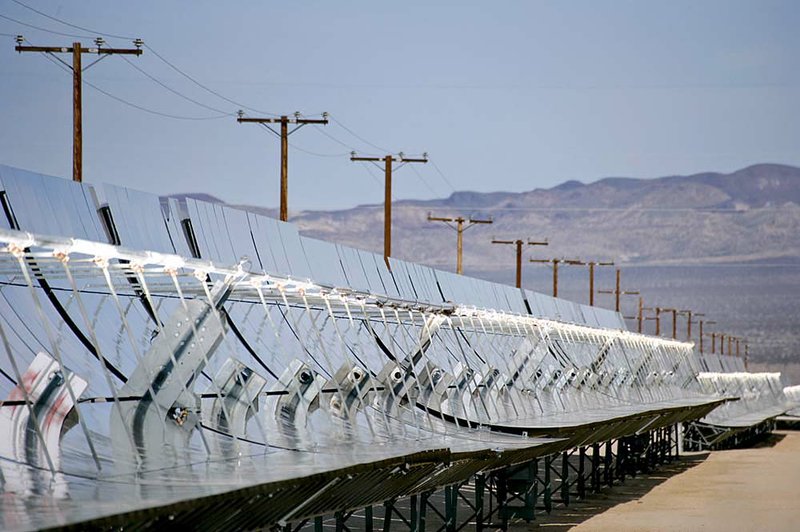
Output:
172,163,800,274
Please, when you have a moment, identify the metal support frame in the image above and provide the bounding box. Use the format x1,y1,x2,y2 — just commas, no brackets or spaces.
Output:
683,419,777,451
276,424,694,531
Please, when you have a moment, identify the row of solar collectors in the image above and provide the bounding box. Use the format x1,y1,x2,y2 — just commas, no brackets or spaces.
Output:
697,353,746,373
0,241,703,427
785,385,800,403
0,165,626,328
697,372,791,427
784,385,800,417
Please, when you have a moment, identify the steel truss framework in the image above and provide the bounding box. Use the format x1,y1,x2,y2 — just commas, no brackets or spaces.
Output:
277,425,680,531
0,165,793,530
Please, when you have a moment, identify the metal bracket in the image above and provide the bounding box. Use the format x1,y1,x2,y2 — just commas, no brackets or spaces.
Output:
110,280,230,463
266,359,325,432
320,363,372,422
0,352,86,495
417,362,453,412
374,361,414,417
206,358,267,438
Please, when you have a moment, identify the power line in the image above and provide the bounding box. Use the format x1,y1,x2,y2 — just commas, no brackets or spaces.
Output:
8,1,281,117
144,44,278,117
11,0,134,40
332,203,777,213
330,115,390,153
278,127,351,157
7,3,403,159
8,3,488,199
616,262,800,269
3,9,235,118
84,78,232,121
119,55,235,115
36,43,72,74
0,12,92,39
3,12,241,118
429,159,457,192
311,123,368,152
288,143,350,158
409,162,440,197
358,162,384,188
18,36,238,121
310,114,392,159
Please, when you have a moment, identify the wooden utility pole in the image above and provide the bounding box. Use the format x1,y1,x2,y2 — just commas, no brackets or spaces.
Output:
597,268,639,312
529,258,582,297
637,304,661,335
638,297,644,333
670,309,678,339
698,320,716,353
587,261,614,306
655,307,662,336
653,307,680,339
719,333,725,355
626,297,653,334
238,112,329,221
15,36,143,183
491,239,548,288
351,152,427,264
560,259,615,304
427,214,492,274
680,310,704,343
639,306,664,336
745,342,749,369
623,292,645,333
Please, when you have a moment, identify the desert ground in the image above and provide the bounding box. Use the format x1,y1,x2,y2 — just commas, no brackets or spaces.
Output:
511,430,800,531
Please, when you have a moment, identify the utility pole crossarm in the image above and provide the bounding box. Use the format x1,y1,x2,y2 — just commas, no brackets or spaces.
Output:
597,290,640,294
237,117,329,125
15,45,143,55
427,215,455,223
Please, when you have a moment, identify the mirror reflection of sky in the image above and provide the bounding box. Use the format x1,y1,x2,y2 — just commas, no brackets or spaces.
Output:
1,0,798,210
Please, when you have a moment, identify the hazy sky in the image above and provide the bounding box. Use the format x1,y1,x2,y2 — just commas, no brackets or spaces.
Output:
1,0,799,211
